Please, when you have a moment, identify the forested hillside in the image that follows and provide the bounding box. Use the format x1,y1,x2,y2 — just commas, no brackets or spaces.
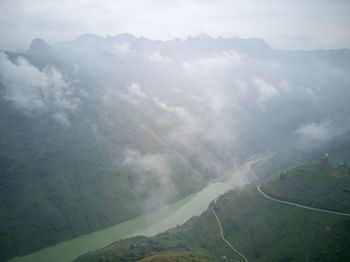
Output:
1,33,350,261
76,159,350,262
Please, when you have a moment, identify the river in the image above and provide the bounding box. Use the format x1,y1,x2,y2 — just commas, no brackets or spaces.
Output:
9,157,265,262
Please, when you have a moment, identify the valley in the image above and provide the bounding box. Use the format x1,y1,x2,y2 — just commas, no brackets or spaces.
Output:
8,156,267,262
1,25,350,262
75,160,350,262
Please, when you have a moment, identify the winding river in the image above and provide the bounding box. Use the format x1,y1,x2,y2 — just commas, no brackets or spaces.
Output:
9,157,265,262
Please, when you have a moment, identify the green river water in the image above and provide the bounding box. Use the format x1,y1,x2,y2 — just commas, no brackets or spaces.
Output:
9,158,261,262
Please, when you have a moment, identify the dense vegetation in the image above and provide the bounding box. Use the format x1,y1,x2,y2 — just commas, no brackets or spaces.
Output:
263,163,350,213
76,162,350,262
1,33,350,262
0,52,213,261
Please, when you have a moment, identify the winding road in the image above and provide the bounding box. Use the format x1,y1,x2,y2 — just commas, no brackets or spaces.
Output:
208,156,271,262
211,199,249,262
257,185,350,217
210,177,350,262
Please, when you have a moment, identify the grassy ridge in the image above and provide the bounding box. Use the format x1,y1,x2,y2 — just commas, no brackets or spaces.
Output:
216,185,350,262
140,254,210,262
0,53,209,261
262,163,350,213
216,164,350,262
76,163,350,262
0,94,209,261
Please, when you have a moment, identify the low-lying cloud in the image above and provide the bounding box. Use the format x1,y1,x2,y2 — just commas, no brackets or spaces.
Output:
121,150,175,209
148,52,174,63
153,97,196,125
0,52,79,127
295,121,333,141
253,77,279,110
293,121,344,150
182,50,246,76
127,82,147,98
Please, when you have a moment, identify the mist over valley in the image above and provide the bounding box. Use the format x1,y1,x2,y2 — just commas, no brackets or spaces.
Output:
1,1,350,261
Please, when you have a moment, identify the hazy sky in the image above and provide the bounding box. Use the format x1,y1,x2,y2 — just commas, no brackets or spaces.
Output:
0,0,349,51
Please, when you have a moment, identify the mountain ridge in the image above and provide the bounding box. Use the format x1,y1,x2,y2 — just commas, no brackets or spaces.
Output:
75,160,350,262
1,31,350,261
29,33,350,56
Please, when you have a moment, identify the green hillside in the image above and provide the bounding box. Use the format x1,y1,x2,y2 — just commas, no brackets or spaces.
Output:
76,163,350,262
0,52,212,261
2,35,350,262
262,163,350,213
254,129,350,184
139,254,210,262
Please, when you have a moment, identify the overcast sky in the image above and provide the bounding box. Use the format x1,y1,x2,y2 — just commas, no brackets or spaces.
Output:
0,0,349,51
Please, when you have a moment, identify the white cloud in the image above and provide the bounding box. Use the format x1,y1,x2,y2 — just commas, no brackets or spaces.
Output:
182,50,245,75
0,52,47,113
0,51,79,126
148,52,173,63
127,82,147,98
294,121,333,142
233,78,248,95
173,87,183,94
153,97,195,124
122,150,171,177
114,43,132,54
153,97,200,146
209,95,224,114
253,77,279,110
191,94,202,103
306,87,319,105
121,149,175,208
53,112,71,128
278,79,294,94
292,120,347,150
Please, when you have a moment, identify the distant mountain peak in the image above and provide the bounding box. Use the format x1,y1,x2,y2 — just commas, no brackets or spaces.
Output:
109,33,137,44
113,33,136,39
77,33,104,41
28,38,54,56
197,33,213,39
187,33,213,41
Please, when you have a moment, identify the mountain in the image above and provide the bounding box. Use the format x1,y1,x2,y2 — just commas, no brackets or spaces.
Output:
1,33,350,261
0,50,215,261
27,38,55,57
76,160,350,262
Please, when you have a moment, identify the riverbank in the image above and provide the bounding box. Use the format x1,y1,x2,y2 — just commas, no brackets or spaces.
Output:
9,157,265,262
